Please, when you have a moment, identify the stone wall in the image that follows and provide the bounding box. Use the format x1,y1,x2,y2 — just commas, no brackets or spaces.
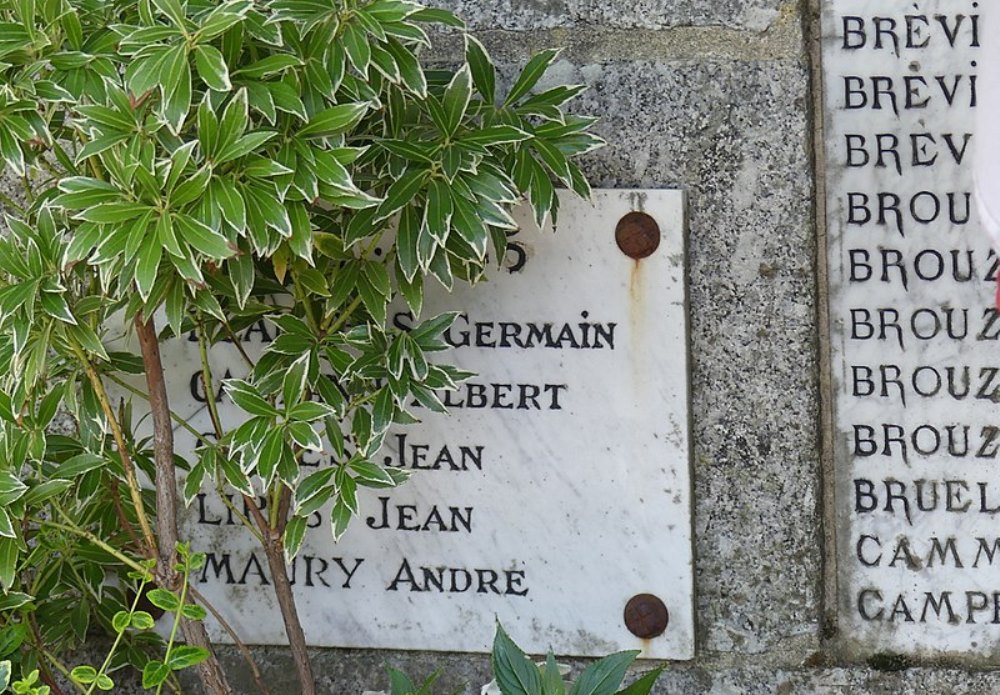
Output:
252,0,1000,691
24,0,1000,691
218,0,833,691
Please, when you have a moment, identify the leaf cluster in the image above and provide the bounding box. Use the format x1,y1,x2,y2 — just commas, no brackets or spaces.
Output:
387,624,664,695
0,0,601,686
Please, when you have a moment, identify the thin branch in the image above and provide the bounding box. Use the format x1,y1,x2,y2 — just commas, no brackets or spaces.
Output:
221,320,255,368
40,513,146,574
261,531,315,695
196,314,226,440
187,585,275,695
68,341,156,555
104,372,216,449
134,315,233,695
214,475,263,545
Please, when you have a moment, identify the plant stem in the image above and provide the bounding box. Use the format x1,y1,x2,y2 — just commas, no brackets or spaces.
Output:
221,320,255,368
326,295,362,334
28,616,78,695
196,315,225,440
40,513,146,574
69,341,156,555
134,315,233,695
215,475,264,544
156,565,191,695
104,372,216,449
187,585,275,695
291,270,320,333
86,578,148,695
261,520,315,695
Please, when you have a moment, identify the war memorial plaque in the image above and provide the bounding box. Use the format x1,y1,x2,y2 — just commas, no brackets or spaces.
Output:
129,190,693,658
821,1,999,655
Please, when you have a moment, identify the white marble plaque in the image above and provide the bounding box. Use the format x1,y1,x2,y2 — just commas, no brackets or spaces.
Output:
821,1,999,656
125,190,693,658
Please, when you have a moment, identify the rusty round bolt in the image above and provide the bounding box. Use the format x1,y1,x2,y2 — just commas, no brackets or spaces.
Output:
615,212,660,259
624,594,669,639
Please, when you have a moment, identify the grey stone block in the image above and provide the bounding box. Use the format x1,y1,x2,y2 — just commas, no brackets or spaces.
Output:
563,58,818,657
429,0,787,31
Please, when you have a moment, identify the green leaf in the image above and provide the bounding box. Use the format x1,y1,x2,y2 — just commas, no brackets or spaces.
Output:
379,139,435,164
142,660,170,689
372,387,394,434
615,667,665,695
55,452,105,478
269,81,307,119
146,588,180,612
194,45,231,91
388,667,416,695
182,602,207,620
461,125,532,147
281,355,308,410
384,37,426,97
330,497,352,541
542,652,566,695
492,623,542,695
284,515,307,560
341,20,371,73
297,103,369,139
161,44,193,134
234,54,302,78
40,292,76,324
76,203,150,224
135,236,163,301
216,131,277,165
505,48,561,106
214,179,247,232
0,509,14,539
567,651,638,695
70,665,98,685
410,7,464,26
0,625,26,663
375,169,427,221
0,592,32,611
396,205,420,281
0,537,18,591
131,611,156,630
225,380,278,417
348,458,396,487
66,322,109,361
255,428,285,484
0,471,27,506
441,65,472,136
175,214,235,259
450,193,488,257
97,674,114,690
424,178,452,244
396,260,423,316
217,88,249,155
152,0,187,27
112,611,130,633
465,35,496,103
197,2,249,40
22,479,73,506
288,401,334,422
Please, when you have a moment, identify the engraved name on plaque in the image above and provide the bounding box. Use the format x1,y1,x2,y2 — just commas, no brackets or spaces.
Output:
124,190,695,658
821,0,999,655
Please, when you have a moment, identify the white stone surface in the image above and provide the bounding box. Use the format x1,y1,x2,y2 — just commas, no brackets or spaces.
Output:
123,190,693,659
822,0,997,656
